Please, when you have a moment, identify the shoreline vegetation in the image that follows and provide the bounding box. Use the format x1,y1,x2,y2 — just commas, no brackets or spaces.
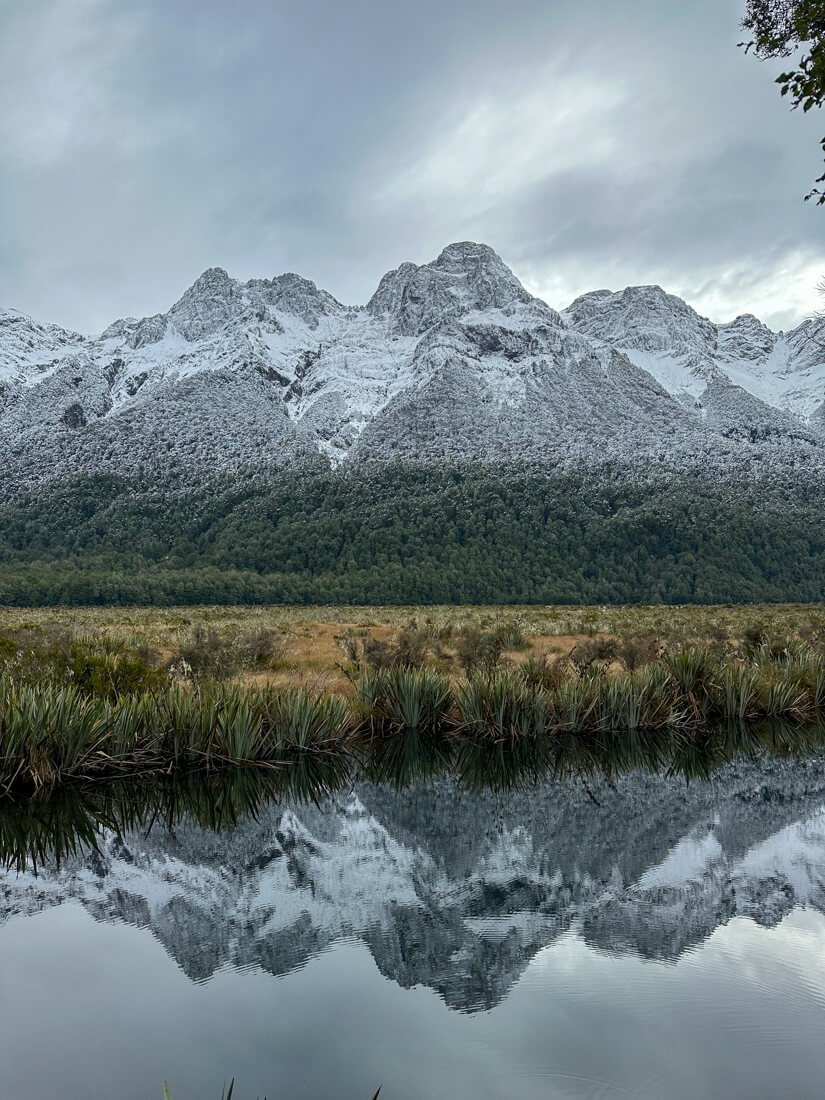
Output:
0,604,824,796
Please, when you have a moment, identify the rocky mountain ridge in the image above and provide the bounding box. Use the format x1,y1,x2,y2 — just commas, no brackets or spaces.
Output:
1,242,823,488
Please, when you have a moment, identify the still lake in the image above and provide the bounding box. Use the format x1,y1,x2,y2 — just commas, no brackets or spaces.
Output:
2,752,825,1099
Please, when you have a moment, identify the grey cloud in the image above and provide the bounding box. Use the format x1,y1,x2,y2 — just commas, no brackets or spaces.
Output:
0,0,824,332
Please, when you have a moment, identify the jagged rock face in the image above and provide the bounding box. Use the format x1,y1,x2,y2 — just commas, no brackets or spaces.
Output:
367,241,537,336
0,309,86,385
565,285,721,361
3,758,825,1012
0,243,823,489
564,284,825,420
350,321,696,467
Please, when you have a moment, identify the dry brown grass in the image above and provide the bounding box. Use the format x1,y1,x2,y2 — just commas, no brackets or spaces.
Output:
1,604,824,688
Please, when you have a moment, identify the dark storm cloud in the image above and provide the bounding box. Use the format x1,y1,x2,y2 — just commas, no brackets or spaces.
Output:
0,0,823,332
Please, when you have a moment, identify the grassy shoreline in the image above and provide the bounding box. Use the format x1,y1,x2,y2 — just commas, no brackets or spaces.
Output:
1,645,824,795
0,603,823,795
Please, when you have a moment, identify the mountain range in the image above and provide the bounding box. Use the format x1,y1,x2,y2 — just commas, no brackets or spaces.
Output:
2,242,825,605
2,241,824,482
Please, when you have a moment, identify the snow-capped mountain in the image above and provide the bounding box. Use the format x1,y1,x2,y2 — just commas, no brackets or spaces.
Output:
564,284,825,422
1,242,823,491
3,757,825,1011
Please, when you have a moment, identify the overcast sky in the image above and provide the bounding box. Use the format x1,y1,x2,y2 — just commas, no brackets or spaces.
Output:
2,0,824,334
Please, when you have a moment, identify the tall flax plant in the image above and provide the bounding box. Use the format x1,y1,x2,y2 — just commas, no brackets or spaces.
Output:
597,667,677,732
784,652,825,713
155,685,222,766
453,673,552,787
454,674,548,741
213,685,266,763
0,676,29,789
663,648,718,720
550,677,600,732
357,667,452,738
0,681,112,790
0,789,105,873
104,693,163,761
261,688,352,755
356,668,453,785
716,665,760,722
758,676,813,720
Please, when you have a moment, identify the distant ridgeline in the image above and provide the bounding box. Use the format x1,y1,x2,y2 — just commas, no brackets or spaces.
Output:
2,242,825,606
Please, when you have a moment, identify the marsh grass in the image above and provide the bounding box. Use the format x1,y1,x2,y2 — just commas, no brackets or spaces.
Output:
0,638,824,794
357,667,452,738
0,680,356,793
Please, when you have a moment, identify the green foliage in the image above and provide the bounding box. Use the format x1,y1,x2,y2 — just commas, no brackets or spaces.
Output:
0,631,167,699
743,0,825,201
456,629,505,678
260,688,352,754
357,666,452,738
3,466,825,606
454,674,548,741
0,640,824,794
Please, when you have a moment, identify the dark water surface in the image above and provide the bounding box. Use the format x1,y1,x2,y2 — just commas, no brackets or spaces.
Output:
3,747,825,1099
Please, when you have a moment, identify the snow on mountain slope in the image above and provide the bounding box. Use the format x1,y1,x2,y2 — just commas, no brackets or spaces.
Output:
564,285,825,419
0,243,823,488
0,309,86,386
367,241,538,335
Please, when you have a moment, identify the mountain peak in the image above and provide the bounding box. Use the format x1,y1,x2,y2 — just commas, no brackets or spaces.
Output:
367,241,532,335
564,283,718,358
434,240,500,266
167,267,244,342
246,272,344,327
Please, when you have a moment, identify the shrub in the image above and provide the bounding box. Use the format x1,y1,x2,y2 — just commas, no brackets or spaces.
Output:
393,622,429,668
492,618,530,650
173,627,283,681
348,622,430,672
456,629,504,678
68,642,167,699
615,635,660,672
362,635,397,670
521,653,569,692
234,628,286,669
569,638,618,675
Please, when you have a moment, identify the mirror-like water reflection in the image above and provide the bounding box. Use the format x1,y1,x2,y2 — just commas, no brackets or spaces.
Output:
3,737,825,1098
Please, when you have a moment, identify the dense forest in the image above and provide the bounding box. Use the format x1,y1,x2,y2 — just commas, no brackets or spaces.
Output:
0,464,822,606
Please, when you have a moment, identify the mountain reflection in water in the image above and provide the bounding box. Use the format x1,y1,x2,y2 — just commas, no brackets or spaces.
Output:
2,732,825,1098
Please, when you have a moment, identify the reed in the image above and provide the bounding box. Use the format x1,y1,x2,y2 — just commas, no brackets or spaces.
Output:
357,667,452,739
0,642,824,795
454,673,549,742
